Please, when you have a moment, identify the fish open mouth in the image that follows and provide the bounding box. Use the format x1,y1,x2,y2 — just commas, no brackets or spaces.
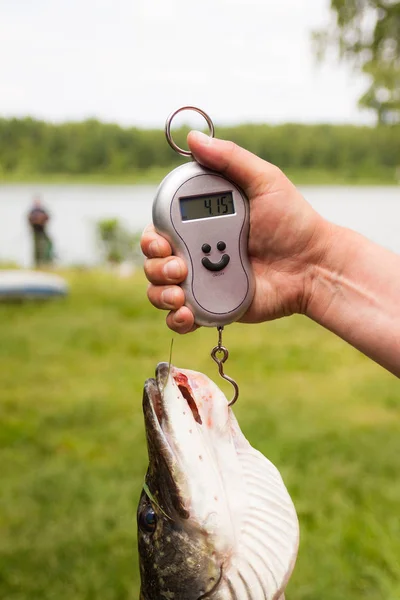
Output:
147,362,202,430
142,362,216,519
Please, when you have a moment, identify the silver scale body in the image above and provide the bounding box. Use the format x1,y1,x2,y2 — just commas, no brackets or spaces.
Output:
153,107,255,329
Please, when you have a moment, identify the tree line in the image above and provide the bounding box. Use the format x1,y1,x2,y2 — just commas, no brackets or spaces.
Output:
0,117,399,179
314,1,400,125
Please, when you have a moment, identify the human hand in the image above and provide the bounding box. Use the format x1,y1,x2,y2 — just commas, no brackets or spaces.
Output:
141,131,332,334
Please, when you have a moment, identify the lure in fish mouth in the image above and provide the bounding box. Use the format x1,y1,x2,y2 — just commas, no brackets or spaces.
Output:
138,363,299,600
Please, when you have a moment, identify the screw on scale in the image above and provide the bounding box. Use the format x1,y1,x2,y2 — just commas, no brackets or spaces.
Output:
211,326,239,406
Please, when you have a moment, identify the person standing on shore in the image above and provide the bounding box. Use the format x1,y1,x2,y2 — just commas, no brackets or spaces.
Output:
27,197,53,268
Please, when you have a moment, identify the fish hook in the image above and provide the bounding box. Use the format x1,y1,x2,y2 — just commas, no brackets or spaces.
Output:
211,327,239,406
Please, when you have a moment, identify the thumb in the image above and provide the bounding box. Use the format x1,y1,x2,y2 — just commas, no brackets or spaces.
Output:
187,130,280,196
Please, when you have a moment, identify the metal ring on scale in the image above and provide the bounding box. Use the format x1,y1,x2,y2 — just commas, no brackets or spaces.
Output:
165,106,215,157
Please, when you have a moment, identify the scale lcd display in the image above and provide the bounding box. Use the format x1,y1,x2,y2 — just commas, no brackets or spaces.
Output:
179,191,235,221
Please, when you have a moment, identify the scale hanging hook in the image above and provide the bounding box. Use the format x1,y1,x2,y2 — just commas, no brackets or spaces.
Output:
211,326,239,406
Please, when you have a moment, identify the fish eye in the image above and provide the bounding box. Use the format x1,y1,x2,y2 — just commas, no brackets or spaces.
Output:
139,506,157,533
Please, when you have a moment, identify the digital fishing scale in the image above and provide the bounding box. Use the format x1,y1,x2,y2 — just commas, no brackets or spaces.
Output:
153,106,255,405
153,106,254,329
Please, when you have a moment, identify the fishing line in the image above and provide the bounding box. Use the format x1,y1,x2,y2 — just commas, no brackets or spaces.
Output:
168,338,174,373
160,338,174,399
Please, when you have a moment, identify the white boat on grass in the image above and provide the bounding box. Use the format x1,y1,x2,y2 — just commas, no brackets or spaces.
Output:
0,270,68,301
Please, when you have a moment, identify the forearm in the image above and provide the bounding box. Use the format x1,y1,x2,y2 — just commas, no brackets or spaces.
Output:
306,223,400,377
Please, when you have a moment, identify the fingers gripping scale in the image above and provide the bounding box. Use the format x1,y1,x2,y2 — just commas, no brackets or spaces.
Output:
153,106,255,328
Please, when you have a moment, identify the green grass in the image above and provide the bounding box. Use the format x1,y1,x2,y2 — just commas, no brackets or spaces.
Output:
0,270,399,599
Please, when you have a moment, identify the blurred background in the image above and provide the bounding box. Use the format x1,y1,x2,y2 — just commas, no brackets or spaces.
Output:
0,1,399,599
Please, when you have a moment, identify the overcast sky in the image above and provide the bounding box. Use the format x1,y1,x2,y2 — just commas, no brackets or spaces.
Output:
0,0,375,128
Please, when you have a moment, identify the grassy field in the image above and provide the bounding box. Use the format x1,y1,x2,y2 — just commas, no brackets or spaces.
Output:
1,270,399,600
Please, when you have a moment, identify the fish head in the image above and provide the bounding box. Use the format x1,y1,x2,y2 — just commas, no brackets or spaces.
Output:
138,362,228,599
138,362,299,600
137,485,221,599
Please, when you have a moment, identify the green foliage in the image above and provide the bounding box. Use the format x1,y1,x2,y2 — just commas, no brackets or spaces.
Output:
314,1,400,123
96,218,142,265
0,117,399,181
0,270,399,599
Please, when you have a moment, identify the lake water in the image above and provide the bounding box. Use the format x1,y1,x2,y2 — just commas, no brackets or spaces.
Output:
0,184,399,267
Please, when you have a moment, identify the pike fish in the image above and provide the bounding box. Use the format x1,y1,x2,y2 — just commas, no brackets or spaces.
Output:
137,363,299,600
